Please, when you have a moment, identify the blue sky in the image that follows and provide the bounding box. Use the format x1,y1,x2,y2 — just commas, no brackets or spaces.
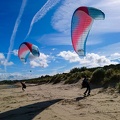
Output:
0,0,120,80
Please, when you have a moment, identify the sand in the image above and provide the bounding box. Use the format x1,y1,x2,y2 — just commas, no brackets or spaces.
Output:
0,82,120,120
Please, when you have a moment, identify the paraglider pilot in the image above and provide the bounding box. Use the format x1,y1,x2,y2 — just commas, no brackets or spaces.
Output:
81,76,91,96
20,81,26,91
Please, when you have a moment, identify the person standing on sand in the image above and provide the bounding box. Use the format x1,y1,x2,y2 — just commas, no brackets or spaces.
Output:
20,81,26,91
81,76,91,96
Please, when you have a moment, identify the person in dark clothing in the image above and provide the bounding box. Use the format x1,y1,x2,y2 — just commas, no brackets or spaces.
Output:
81,76,91,96
20,81,26,91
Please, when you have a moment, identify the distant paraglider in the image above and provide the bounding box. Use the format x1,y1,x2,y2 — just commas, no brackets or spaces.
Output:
18,42,40,62
71,6,105,56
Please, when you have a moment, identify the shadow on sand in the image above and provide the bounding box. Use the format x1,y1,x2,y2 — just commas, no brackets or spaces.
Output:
0,99,62,120
75,96,86,101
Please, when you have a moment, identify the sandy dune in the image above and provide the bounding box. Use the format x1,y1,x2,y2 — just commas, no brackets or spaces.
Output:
0,83,120,120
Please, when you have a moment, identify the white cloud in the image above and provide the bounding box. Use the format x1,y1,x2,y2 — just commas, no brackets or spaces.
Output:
0,68,5,72
12,49,18,56
0,53,5,59
2,60,14,66
57,51,118,68
30,53,49,68
57,51,80,63
0,53,14,66
0,72,38,80
52,0,120,34
83,53,118,68
52,48,56,51
109,53,120,61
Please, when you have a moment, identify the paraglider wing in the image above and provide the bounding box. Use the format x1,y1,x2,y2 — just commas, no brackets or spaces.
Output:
71,6,105,56
18,42,40,62
31,44,40,57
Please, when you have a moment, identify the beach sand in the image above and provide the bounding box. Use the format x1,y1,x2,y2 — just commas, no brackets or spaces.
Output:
0,83,120,120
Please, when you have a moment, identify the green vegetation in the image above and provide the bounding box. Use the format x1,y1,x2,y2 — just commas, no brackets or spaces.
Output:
1,64,120,92
116,82,120,93
90,68,105,85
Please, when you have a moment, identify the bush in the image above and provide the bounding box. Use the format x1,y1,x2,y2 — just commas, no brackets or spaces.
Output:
70,68,80,73
64,76,73,84
90,68,105,84
81,70,92,78
103,72,120,87
64,72,81,84
107,74,120,87
49,74,62,84
103,69,115,85
116,82,120,92
105,69,114,78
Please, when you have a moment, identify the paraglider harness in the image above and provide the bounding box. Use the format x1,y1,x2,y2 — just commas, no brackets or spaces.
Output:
81,78,89,88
